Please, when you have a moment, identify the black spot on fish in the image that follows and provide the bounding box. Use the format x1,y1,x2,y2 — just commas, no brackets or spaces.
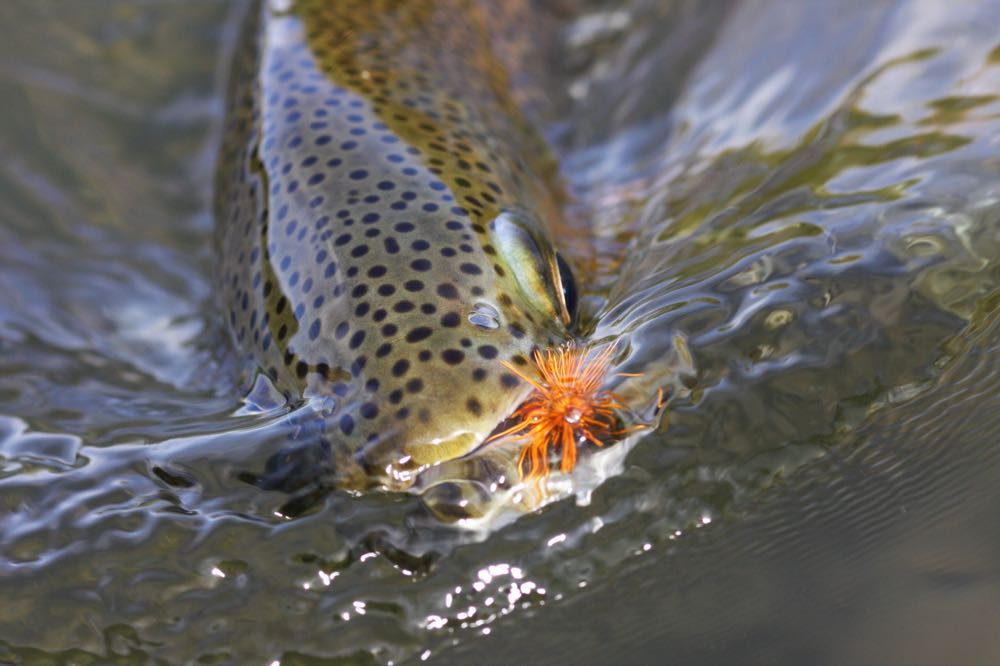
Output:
441,349,465,365
405,326,433,343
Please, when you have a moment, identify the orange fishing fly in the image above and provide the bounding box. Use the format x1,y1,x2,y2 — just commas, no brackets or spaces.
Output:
490,343,630,485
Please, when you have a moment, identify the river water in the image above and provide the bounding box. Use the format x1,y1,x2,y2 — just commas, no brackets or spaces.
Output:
1,1,999,664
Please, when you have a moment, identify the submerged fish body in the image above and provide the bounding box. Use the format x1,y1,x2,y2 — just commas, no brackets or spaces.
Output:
215,0,576,489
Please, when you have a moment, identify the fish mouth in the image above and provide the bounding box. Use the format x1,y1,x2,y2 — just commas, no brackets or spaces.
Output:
409,407,526,468
480,410,526,450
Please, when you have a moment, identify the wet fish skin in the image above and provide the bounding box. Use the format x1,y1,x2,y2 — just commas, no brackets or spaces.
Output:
215,0,575,489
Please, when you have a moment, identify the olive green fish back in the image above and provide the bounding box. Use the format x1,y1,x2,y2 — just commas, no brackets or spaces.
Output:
215,0,571,486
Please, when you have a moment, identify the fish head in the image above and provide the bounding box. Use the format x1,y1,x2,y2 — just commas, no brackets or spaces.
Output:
325,205,578,482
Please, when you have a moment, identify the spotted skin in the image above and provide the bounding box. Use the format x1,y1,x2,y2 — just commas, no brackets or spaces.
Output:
216,0,572,490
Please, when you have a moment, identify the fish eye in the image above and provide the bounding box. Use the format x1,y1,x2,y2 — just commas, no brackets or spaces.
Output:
492,210,573,328
555,252,577,324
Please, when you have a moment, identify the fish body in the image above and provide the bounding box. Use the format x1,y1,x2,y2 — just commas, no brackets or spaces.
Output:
215,0,576,490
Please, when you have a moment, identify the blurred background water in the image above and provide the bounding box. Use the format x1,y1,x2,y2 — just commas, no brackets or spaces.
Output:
1,0,999,664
